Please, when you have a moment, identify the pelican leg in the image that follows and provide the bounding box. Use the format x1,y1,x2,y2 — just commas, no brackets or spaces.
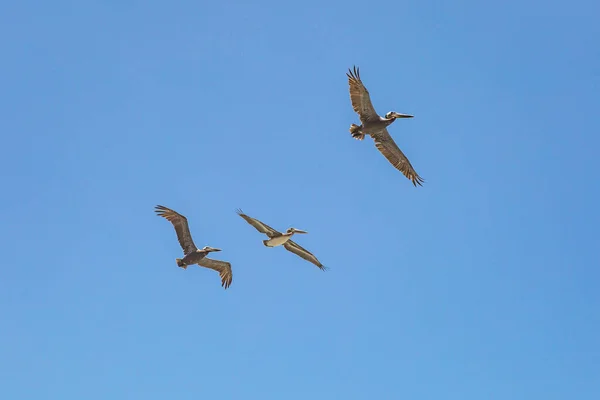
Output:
349,124,365,140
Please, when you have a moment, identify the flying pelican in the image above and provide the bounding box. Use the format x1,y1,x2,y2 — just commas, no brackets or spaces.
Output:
155,205,233,289
236,209,326,270
347,65,424,186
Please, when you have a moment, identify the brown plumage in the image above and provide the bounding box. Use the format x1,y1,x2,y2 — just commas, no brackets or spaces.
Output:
347,66,379,124
196,258,233,290
347,66,425,186
155,205,198,255
155,205,233,289
283,240,325,270
373,133,425,187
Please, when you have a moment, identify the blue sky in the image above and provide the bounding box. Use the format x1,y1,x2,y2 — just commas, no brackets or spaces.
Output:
1,0,599,398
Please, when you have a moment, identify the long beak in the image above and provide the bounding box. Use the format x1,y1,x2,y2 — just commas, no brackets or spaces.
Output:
394,113,414,118
293,229,308,234
210,248,222,252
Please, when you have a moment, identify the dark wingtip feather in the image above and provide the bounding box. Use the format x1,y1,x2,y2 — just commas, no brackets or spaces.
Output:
414,175,425,187
222,270,233,289
347,65,361,82
154,205,168,215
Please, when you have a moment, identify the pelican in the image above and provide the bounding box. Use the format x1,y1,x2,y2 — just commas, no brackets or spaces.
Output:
155,205,233,289
347,66,424,186
236,209,326,270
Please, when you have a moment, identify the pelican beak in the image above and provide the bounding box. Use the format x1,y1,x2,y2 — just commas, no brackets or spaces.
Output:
293,229,308,234
393,112,414,118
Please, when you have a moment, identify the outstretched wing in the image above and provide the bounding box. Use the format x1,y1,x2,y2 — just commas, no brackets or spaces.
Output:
155,205,198,254
371,128,425,186
197,257,233,289
283,240,327,271
347,66,380,123
236,209,281,237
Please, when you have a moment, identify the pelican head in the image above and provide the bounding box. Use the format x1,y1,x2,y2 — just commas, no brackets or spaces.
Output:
200,246,222,252
385,111,414,120
286,228,308,235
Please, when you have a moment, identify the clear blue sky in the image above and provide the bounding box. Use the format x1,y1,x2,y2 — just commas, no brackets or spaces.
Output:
1,1,599,398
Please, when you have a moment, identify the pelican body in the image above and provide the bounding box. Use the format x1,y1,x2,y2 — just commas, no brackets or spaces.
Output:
347,66,424,186
349,111,412,141
178,246,222,269
155,205,233,289
236,209,326,270
263,227,308,247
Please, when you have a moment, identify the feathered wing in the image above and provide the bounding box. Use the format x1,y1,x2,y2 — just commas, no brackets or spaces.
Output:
371,129,425,186
236,209,281,237
347,66,380,123
196,257,233,289
283,240,327,271
155,205,198,254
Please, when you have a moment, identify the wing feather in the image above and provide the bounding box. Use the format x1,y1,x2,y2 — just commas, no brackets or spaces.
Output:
236,209,281,237
372,129,424,186
283,240,327,271
196,257,233,289
347,66,380,123
155,205,198,255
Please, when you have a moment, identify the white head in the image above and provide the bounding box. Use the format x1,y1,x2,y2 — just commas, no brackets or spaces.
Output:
385,111,414,120
200,246,222,253
286,227,308,235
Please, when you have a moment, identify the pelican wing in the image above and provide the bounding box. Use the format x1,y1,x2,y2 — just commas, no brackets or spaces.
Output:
236,209,281,237
155,205,198,254
372,128,424,186
196,257,233,289
347,66,380,123
283,240,327,271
